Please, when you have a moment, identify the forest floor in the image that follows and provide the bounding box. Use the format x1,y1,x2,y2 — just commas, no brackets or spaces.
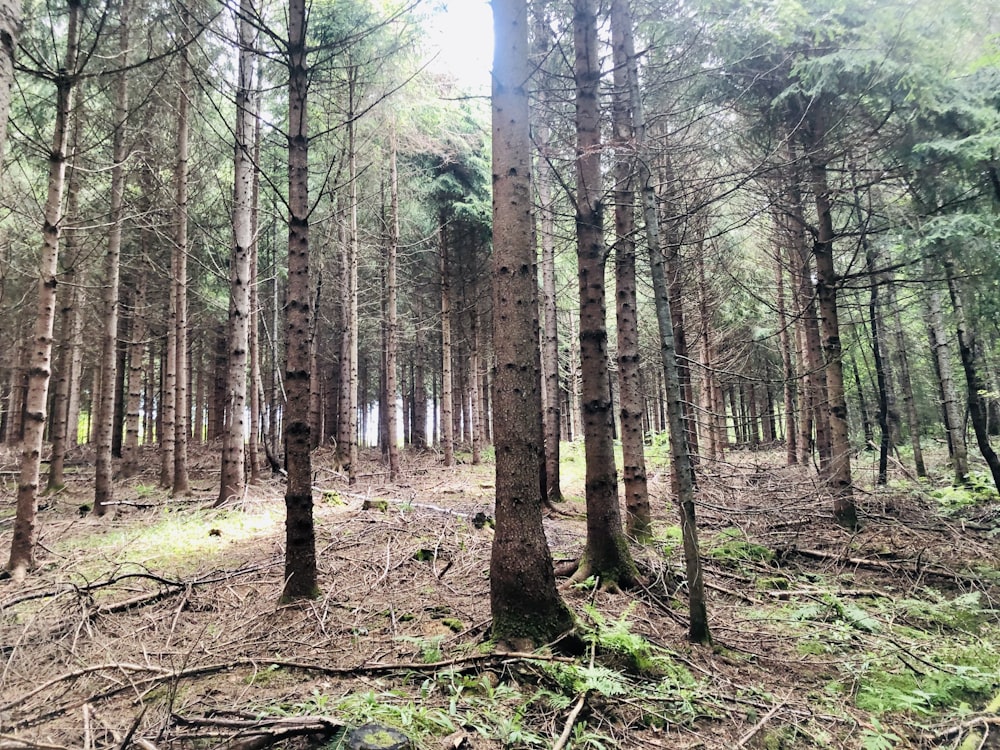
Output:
1,440,999,750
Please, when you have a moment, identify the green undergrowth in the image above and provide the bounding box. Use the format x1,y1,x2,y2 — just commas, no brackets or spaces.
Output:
54,504,281,577
929,470,999,511
256,606,713,749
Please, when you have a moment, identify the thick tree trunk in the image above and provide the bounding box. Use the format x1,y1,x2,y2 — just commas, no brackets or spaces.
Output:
282,0,318,600
570,0,638,591
490,0,573,646
6,0,80,579
806,120,858,528
945,259,1000,493
610,0,649,540
94,0,130,515
928,288,968,483
218,0,256,506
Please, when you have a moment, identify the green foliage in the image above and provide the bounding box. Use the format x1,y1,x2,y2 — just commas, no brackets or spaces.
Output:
931,471,999,510
708,527,775,563
897,592,987,634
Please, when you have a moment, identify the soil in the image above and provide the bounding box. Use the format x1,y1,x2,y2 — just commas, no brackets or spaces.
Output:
1,442,998,749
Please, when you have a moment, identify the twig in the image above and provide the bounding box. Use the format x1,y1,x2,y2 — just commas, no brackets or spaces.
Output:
735,693,788,748
1,663,170,712
0,734,74,750
551,694,587,750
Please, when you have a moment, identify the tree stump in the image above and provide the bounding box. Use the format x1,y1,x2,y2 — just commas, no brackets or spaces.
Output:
345,724,411,750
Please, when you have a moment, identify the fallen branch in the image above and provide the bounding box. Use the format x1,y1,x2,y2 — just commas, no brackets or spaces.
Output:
735,693,788,748
1,663,171,713
784,548,979,583
551,694,586,750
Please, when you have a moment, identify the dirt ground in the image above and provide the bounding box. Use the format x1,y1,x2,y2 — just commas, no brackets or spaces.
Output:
1,442,998,749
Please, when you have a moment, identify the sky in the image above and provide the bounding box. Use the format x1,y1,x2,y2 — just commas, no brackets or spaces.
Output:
424,0,494,94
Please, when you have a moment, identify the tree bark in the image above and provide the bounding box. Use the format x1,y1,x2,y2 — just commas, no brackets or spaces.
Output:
248,86,263,483
121,274,146,479
218,0,256,506
610,0,649,540
385,126,400,481
94,0,130,515
282,0,318,600
928,288,968,483
889,285,925,477
6,0,81,579
570,0,638,591
490,0,573,646
945,257,1000,493
804,107,857,528
0,0,20,164
439,220,455,466
772,222,797,465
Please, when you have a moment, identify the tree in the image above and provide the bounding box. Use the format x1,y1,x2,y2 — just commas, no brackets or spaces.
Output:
219,0,257,507
571,0,637,590
0,0,20,163
93,0,130,516
281,0,318,601
490,0,574,646
6,0,82,579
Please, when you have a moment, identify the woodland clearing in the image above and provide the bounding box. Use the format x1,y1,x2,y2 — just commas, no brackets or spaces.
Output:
1,442,999,750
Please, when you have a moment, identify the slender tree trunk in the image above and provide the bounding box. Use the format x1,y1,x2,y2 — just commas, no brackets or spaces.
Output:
384,127,400,480
0,0,20,163
772,230,797,465
171,14,191,496
282,0,318,600
122,275,146,478
865,244,890,483
218,0,256,506
889,285,925,477
852,359,874,448
571,0,637,591
696,251,719,461
806,115,858,528
94,0,130,515
248,90,263,483
46,101,85,491
490,0,573,646
945,258,1000,493
928,288,968,483
413,296,427,449
620,0,706,639
439,221,455,466
611,0,649,540
6,0,80,579
531,3,562,502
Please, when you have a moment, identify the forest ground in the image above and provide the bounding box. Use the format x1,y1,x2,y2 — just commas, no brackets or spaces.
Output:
1,439,999,750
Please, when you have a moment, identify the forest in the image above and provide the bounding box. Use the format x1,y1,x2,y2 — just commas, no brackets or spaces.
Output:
2,0,1000,747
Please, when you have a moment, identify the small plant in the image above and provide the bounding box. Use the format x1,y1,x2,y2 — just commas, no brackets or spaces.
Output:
708,527,774,563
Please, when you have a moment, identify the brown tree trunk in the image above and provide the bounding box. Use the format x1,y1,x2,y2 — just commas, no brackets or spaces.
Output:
772,227,797,465
6,0,81,579
611,0,649,540
889,285,925,477
94,0,130,515
928,288,968,483
945,257,1000,493
571,0,637,591
439,221,455,466
490,0,573,645
121,274,146,479
248,91,263,483
384,127,400,480
282,0,318,600
218,0,256,506
0,0,20,163
806,108,858,529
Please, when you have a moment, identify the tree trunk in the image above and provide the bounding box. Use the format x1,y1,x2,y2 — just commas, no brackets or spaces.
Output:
888,285,925,476
439,221,455,466
282,0,318,600
531,3,562,503
772,224,797,465
928,288,968,483
171,14,192,495
570,0,638,591
248,89,263,483
610,0,649,540
94,0,130,515
218,0,256,506
490,0,573,646
806,118,858,528
945,257,1000,493
864,243,890,484
122,275,147,479
6,0,80,579
0,0,20,163
384,126,400,480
